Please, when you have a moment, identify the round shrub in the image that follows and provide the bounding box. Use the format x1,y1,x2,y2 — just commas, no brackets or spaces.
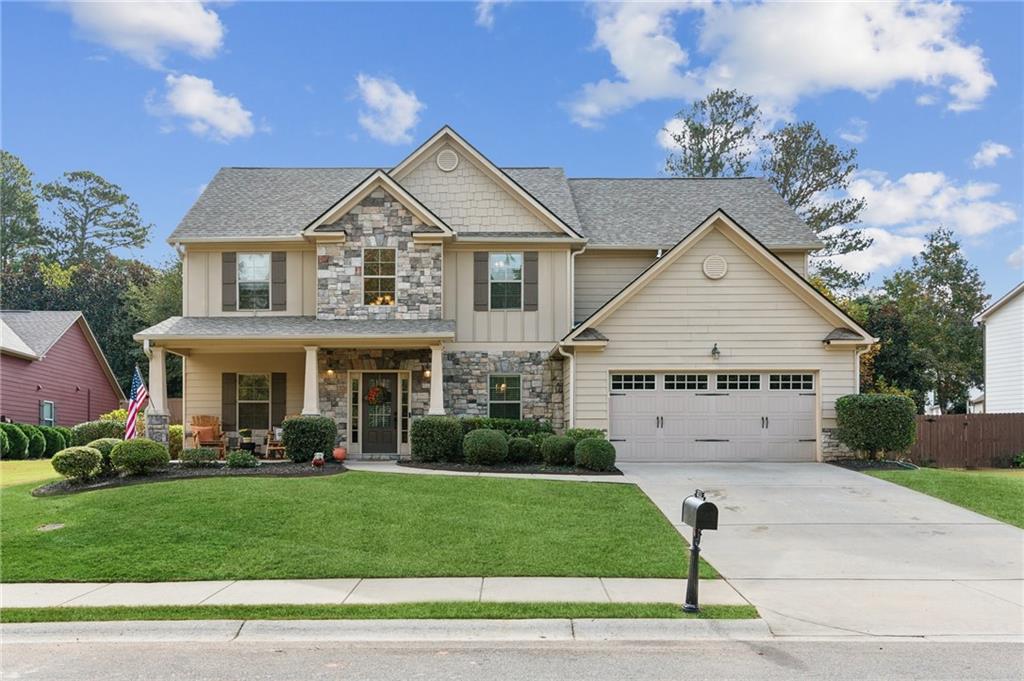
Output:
574,437,617,471
508,437,540,464
836,394,917,460
282,415,337,463
528,431,553,451
541,435,575,467
110,438,170,475
71,419,125,445
226,450,259,468
410,416,463,463
18,424,46,459
458,417,554,439
39,426,66,458
181,447,220,467
0,423,28,459
86,438,123,471
566,427,605,443
51,446,102,480
0,428,8,459
463,429,508,466
168,424,184,459
55,426,74,446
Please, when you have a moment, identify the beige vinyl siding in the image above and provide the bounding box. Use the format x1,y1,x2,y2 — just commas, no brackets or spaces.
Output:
183,247,317,317
573,228,856,431
983,291,1024,412
443,248,570,342
574,250,658,322
776,251,808,277
183,351,304,428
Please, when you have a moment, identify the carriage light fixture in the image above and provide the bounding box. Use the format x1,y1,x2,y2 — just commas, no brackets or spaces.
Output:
711,343,721,360
423,369,432,379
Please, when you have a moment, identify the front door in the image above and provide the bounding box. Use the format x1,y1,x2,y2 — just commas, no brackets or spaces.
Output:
363,373,398,454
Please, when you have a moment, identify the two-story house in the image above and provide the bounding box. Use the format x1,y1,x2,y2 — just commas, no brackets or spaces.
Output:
135,127,875,462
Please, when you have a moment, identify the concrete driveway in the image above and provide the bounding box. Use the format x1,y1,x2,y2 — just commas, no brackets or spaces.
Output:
620,462,1024,637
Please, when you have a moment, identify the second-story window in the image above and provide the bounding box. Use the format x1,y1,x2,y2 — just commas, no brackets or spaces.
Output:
489,252,522,310
237,253,271,310
364,248,396,305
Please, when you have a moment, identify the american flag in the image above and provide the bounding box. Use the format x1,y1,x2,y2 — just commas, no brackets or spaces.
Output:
125,366,149,440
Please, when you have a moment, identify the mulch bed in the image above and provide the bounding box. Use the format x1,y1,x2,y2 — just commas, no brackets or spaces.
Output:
397,461,623,476
829,458,919,472
32,461,348,497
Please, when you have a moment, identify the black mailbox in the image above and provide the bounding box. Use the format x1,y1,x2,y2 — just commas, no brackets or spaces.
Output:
682,494,718,531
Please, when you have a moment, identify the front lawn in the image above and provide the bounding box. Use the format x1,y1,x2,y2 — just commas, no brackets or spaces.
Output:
868,468,1024,528
0,460,59,488
1,470,700,582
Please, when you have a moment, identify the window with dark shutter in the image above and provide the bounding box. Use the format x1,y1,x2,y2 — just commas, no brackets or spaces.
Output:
222,253,237,311
523,251,538,311
271,252,287,311
473,252,489,311
271,373,286,427
221,373,237,432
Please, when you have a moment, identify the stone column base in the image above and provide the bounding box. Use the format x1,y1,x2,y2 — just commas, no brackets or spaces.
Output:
145,413,170,445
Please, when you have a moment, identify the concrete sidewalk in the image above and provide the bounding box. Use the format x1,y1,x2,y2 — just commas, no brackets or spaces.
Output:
1,577,748,608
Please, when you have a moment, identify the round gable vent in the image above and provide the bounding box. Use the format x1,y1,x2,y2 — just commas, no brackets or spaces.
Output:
436,148,459,172
702,255,728,280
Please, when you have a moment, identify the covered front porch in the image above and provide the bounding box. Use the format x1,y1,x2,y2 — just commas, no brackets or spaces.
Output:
134,317,455,459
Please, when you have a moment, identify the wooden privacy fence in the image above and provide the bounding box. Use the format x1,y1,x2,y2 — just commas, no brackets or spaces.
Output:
908,413,1024,468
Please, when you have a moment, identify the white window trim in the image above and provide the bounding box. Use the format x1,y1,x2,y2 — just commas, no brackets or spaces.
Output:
610,373,657,391
664,374,709,391
237,252,272,311
347,370,412,454
237,373,271,431
40,400,55,427
769,373,815,391
488,373,522,419
488,251,524,311
715,373,762,391
362,246,398,307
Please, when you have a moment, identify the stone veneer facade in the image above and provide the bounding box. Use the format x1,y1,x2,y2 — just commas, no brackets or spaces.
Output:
444,351,564,431
316,189,443,320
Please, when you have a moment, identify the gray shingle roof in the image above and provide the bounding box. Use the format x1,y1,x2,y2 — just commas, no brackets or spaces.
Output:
568,177,822,249
824,327,865,342
135,316,456,340
574,328,608,342
0,310,82,356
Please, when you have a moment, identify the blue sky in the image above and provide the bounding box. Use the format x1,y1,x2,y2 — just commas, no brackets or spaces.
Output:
3,1,1021,298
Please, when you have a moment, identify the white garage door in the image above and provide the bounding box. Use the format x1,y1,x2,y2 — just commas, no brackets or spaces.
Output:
609,372,817,462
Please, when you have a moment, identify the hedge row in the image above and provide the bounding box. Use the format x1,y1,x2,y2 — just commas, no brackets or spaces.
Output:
0,423,69,460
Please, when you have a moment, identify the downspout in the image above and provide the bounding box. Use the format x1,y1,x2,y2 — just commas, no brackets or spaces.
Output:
556,344,574,430
569,243,587,327
854,344,871,393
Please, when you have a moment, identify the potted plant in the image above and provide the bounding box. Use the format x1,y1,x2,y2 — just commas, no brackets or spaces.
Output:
239,428,252,444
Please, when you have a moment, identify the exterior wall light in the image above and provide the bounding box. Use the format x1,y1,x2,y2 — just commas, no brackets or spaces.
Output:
711,343,721,360
326,368,335,376
423,369,432,379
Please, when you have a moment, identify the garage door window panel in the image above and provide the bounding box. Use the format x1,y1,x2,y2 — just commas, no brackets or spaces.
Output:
769,374,814,391
664,374,709,391
716,374,761,390
610,374,656,391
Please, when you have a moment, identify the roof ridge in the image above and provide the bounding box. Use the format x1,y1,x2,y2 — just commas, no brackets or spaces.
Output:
568,176,763,181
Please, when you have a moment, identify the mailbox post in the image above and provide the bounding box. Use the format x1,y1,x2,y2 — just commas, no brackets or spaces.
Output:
681,489,718,613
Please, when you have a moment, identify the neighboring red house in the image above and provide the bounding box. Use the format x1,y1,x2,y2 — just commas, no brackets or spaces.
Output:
1,311,124,427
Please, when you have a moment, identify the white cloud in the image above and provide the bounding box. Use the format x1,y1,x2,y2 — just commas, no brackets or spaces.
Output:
830,227,925,275
971,140,1013,168
839,117,868,144
149,74,255,142
1008,245,1024,269
355,74,424,145
916,93,937,106
475,1,511,29
61,1,224,69
571,1,995,127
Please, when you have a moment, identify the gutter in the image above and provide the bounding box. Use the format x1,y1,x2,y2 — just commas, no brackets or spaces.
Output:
556,344,575,429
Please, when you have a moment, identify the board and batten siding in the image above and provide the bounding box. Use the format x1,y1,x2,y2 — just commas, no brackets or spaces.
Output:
572,228,856,431
183,248,317,317
183,352,304,429
574,250,658,322
983,290,1024,413
443,248,571,342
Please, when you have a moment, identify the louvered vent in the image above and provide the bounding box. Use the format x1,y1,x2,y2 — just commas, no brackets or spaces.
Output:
436,148,459,172
702,255,728,280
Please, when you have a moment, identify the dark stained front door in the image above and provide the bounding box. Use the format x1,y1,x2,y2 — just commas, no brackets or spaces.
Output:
363,373,398,454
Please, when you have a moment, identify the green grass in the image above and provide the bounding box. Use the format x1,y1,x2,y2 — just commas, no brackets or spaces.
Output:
868,468,1024,528
0,602,757,623
0,460,58,488
1,470,704,582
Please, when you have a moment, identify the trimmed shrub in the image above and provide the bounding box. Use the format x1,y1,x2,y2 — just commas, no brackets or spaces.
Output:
71,420,125,445
835,394,917,460
508,437,540,464
574,437,616,471
18,424,46,459
55,426,74,446
541,435,575,467
282,415,337,463
410,416,463,463
0,423,29,459
98,408,145,434
566,427,605,443
86,438,122,471
226,450,259,468
168,425,184,459
459,417,555,439
181,448,220,468
463,429,508,466
527,431,553,450
0,428,7,459
39,426,66,458
110,438,170,475
51,446,102,480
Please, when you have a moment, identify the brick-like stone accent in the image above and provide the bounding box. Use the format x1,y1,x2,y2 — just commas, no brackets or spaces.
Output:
145,412,170,446
443,351,564,430
316,189,443,320
820,427,853,459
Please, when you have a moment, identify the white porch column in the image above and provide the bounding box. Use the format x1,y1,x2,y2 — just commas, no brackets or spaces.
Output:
428,344,445,415
148,345,168,415
302,346,320,415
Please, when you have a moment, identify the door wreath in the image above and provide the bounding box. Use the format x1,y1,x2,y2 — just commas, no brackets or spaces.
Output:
365,385,391,406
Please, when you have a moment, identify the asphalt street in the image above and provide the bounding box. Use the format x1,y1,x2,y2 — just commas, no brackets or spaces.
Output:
3,640,1022,681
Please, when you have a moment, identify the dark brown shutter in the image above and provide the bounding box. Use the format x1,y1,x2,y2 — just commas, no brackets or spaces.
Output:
473,252,489,311
221,252,237,311
271,252,287,311
38,400,44,426
271,373,286,427
523,251,539,312
221,373,237,432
